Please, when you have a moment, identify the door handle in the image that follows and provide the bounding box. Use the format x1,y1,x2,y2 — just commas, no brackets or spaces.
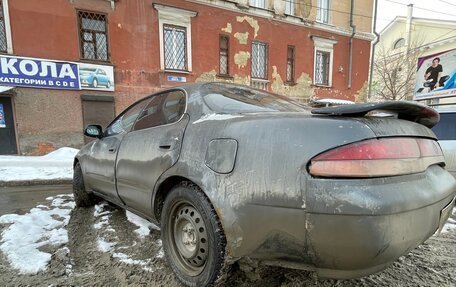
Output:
108,147,117,153
159,145,171,150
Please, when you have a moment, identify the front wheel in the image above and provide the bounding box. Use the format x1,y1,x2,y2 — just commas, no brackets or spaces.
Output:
73,162,98,207
92,78,98,88
161,183,227,287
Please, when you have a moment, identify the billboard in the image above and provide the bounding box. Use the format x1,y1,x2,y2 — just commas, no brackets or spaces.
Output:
414,48,456,100
0,55,114,91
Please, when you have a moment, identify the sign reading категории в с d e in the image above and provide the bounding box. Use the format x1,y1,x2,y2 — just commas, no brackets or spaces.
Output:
0,55,115,92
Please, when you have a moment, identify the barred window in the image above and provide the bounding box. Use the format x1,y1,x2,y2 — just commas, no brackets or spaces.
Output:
219,35,229,76
285,0,294,16
317,0,331,24
0,0,7,52
163,24,187,71
78,11,109,61
315,50,330,85
251,41,268,79
286,46,295,82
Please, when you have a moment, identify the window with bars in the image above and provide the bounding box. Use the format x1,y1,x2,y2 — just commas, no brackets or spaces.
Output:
317,0,331,24
0,0,7,53
78,11,109,61
315,50,330,85
219,35,229,76
286,46,295,83
249,0,266,9
285,0,294,16
251,41,268,79
163,24,188,71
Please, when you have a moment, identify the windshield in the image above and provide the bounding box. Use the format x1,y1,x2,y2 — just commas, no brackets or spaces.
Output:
80,68,96,72
202,83,310,113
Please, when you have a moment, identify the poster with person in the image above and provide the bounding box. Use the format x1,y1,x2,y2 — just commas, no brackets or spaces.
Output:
0,103,5,128
414,48,456,100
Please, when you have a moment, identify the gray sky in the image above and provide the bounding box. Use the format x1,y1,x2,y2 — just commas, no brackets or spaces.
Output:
376,0,456,32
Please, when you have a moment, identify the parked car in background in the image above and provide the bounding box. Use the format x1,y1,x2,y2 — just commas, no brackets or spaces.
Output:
79,68,111,88
73,83,456,287
432,108,456,178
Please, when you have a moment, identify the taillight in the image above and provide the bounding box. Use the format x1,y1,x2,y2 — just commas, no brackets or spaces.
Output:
309,138,444,178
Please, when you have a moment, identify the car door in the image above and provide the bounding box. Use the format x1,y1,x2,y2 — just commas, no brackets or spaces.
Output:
83,97,151,200
115,90,188,216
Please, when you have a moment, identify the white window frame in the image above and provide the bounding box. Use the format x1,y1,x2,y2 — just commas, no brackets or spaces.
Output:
285,0,294,16
316,0,331,24
154,4,197,72
249,0,266,9
312,36,337,87
2,0,13,54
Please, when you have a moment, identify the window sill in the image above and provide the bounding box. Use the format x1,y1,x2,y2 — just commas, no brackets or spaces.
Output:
217,74,234,80
312,84,333,88
79,58,112,65
285,81,296,86
161,69,193,75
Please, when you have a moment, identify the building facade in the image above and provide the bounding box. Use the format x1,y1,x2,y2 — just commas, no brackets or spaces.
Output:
0,0,374,155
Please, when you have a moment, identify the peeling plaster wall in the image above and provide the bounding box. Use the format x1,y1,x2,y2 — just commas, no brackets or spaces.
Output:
234,32,249,44
234,51,251,68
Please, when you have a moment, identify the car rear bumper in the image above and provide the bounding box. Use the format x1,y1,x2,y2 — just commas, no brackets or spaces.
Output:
227,165,456,278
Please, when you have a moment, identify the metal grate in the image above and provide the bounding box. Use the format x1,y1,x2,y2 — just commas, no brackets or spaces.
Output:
0,1,7,52
164,24,187,71
315,50,330,85
251,41,268,79
286,46,295,82
219,35,229,75
78,11,109,61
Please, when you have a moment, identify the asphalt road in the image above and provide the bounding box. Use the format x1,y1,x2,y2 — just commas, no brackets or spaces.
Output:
0,184,72,215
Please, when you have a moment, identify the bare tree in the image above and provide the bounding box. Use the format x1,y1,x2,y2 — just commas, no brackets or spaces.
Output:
373,39,424,101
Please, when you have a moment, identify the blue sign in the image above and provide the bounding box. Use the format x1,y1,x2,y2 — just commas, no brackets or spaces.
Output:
167,75,187,83
0,55,80,90
0,103,5,128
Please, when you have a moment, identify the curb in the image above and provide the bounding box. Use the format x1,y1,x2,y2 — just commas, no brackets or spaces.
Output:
0,179,73,187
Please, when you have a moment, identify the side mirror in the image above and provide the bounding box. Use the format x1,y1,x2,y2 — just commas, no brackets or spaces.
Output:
84,125,103,139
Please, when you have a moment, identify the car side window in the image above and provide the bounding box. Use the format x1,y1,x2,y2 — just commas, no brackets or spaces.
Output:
104,99,150,137
133,90,186,131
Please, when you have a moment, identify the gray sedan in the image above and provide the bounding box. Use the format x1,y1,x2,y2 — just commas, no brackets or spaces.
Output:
73,82,456,287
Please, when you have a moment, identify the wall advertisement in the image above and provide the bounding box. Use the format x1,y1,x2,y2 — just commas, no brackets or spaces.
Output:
0,55,114,91
414,48,456,100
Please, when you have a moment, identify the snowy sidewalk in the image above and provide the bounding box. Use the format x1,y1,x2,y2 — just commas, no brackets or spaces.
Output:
0,148,78,186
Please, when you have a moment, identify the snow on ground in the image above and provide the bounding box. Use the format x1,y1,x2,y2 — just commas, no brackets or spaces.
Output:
0,194,74,274
93,202,160,272
442,207,456,233
126,211,160,239
0,147,79,182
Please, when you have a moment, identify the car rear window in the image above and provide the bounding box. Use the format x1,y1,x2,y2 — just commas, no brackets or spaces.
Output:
202,83,309,113
432,112,456,140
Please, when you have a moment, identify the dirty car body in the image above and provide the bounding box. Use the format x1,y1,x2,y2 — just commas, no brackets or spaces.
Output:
75,83,456,285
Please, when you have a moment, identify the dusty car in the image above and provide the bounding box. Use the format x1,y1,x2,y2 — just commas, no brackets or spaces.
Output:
432,108,456,178
73,82,456,287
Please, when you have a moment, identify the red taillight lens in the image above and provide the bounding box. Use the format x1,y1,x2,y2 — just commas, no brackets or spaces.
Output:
309,138,443,178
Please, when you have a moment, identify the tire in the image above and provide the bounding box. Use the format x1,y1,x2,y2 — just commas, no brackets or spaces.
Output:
73,162,98,207
106,81,111,88
92,78,98,88
161,183,227,287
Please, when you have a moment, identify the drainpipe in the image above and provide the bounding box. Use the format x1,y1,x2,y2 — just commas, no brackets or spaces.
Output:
405,4,413,53
348,0,356,89
367,0,380,100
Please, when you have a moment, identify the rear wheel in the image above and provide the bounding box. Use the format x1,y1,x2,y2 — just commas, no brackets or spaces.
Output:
73,162,98,207
161,183,227,287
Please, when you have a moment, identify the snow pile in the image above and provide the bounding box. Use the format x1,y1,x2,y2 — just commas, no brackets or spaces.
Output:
0,147,79,182
0,194,75,274
126,211,159,239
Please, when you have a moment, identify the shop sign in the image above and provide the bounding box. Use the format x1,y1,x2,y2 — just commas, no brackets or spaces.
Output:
167,75,187,83
0,55,114,91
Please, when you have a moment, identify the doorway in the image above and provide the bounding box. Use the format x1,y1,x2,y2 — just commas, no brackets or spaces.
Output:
81,95,115,144
0,96,18,154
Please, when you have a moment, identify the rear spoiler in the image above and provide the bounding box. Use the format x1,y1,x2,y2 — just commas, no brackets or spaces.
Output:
311,101,439,128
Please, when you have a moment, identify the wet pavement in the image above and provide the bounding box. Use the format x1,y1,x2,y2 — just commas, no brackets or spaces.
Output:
0,184,72,215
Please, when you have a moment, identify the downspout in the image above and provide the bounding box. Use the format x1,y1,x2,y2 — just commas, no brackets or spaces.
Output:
367,0,380,100
348,0,356,89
